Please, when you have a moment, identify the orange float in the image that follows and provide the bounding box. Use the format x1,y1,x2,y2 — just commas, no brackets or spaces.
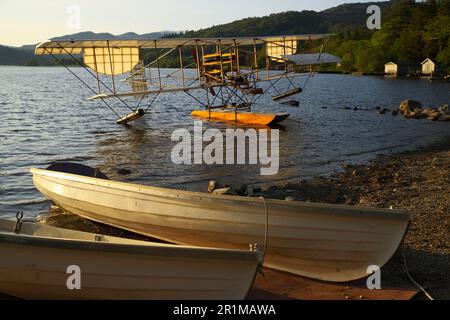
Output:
191,110,289,126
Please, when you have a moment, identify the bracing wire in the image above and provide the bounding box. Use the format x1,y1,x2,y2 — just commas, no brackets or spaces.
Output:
47,51,121,118
143,92,160,114
56,44,135,113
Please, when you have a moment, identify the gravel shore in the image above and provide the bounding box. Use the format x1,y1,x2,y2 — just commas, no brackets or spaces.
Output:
260,138,450,299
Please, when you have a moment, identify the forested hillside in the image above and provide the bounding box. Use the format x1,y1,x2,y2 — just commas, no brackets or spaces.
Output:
0,45,37,66
326,0,450,72
166,0,450,73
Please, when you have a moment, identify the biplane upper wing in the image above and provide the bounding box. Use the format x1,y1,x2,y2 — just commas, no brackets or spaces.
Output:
34,34,333,53
34,34,334,77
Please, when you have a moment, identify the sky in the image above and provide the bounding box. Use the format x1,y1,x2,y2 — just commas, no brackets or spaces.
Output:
0,0,379,46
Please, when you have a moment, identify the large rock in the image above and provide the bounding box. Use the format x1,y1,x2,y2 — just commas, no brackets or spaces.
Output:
417,108,438,121
406,109,428,119
399,100,422,115
440,105,449,115
427,111,442,121
422,108,438,117
212,187,238,196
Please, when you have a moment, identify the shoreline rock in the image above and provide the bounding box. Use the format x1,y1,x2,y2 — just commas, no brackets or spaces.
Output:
399,100,450,121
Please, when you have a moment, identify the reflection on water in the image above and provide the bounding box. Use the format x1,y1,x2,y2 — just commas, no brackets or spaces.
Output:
1,66,450,220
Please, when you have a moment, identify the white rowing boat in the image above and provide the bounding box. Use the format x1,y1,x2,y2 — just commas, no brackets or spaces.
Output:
31,165,411,282
0,217,261,300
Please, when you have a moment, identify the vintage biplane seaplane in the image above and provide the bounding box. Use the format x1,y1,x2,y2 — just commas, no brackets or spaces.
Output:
34,35,341,125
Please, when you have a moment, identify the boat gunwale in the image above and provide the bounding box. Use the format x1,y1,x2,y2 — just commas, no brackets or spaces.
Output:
30,168,411,221
46,198,400,256
38,181,401,236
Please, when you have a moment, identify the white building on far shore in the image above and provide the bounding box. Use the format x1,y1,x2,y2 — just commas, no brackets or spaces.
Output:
421,58,439,76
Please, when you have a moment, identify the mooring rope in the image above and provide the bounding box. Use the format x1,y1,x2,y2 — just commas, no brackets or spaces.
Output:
259,196,270,264
14,211,24,234
402,245,434,300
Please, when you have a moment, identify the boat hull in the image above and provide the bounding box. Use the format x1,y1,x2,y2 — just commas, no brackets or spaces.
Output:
191,110,289,125
0,219,260,300
31,168,410,282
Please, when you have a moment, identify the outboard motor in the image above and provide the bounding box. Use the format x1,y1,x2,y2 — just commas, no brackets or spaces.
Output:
47,163,109,180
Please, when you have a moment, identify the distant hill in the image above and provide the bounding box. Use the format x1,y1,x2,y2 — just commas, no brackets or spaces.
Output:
50,30,173,41
0,45,37,65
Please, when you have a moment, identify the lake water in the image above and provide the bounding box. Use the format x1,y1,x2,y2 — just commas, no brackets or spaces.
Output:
1,66,449,220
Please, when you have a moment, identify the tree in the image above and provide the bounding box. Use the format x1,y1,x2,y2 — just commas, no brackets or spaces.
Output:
437,40,450,69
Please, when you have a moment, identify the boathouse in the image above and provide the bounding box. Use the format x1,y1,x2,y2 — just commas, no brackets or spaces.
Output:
421,58,440,76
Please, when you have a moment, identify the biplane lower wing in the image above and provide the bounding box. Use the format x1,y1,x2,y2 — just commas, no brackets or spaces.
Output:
87,85,209,101
283,53,342,65
260,72,311,82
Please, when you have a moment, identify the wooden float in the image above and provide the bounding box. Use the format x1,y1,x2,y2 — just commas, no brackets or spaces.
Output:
191,110,290,125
